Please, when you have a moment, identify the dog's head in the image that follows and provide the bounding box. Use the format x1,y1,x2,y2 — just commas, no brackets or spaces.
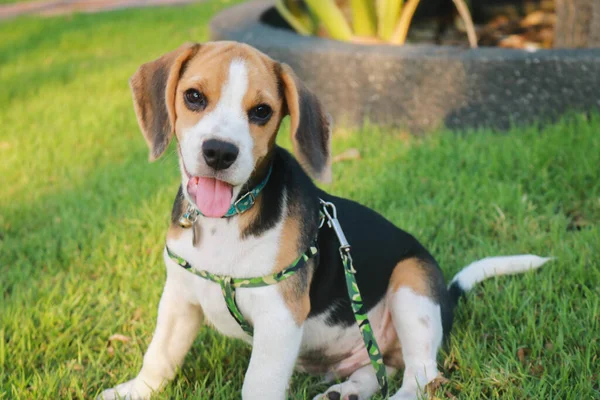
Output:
130,41,331,217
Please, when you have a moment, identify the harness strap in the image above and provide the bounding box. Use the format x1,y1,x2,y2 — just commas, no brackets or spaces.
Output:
166,242,318,336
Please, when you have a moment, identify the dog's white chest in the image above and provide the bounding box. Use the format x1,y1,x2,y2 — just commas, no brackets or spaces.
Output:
164,217,283,341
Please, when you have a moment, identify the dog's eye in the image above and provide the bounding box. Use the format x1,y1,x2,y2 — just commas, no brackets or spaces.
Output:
248,104,273,125
184,89,207,111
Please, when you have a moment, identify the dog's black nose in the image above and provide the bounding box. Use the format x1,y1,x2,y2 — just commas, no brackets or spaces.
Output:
202,139,239,170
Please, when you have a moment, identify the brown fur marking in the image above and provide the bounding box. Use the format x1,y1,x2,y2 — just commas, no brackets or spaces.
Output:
275,213,311,326
173,42,284,174
167,223,184,240
382,341,405,370
389,257,432,296
237,187,262,237
130,43,200,160
192,222,202,247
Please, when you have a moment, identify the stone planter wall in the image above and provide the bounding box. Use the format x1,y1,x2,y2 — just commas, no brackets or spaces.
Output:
211,1,600,131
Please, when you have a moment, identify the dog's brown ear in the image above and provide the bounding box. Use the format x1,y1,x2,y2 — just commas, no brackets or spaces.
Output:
279,63,332,183
129,43,200,161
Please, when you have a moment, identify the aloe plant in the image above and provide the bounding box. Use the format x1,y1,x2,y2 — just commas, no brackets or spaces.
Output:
377,0,403,41
304,0,353,41
351,0,377,37
275,0,315,35
276,0,478,47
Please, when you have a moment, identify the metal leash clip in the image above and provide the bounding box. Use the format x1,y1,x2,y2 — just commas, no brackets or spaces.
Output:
319,199,351,257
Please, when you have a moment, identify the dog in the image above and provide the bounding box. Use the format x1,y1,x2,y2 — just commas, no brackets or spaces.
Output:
99,41,551,400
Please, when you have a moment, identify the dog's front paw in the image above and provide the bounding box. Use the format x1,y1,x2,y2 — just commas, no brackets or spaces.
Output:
97,379,154,400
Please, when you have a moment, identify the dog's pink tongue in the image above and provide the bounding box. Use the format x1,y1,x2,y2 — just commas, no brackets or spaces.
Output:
188,177,233,218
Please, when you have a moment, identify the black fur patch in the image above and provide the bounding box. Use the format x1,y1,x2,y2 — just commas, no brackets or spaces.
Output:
170,186,186,225
308,195,452,333
267,148,453,334
295,85,330,176
241,151,287,239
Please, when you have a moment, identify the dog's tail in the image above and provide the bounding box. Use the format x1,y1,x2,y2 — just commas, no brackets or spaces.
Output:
448,255,553,308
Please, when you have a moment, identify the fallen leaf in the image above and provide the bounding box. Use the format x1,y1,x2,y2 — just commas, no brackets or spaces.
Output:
567,213,590,231
333,148,361,163
517,347,531,364
132,308,143,321
445,391,458,399
499,34,526,49
530,363,544,377
521,10,555,27
107,346,114,356
426,373,450,395
443,352,460,372
108,333,131,343
67,359,84,371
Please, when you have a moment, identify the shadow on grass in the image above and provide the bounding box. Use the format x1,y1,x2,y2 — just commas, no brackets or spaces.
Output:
0,12,128,63
0,53,132,105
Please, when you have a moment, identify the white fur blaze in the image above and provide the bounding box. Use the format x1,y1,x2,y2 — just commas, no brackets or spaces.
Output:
180,58,254,196
450,255,553,292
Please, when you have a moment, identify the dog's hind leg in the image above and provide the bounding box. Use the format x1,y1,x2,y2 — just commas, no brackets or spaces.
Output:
387,285,443,400
98,263,204,400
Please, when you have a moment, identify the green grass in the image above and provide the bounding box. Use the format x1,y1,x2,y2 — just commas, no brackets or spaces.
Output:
0,0,36,6
1,2,599,399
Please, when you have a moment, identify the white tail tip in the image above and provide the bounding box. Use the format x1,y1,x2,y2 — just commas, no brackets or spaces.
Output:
450,255,553,292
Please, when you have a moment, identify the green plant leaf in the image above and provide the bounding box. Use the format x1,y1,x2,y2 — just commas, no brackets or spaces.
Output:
351,0,377,37
377,0,404,41
389,0,420,44
275,0,314,36
305,0,353,41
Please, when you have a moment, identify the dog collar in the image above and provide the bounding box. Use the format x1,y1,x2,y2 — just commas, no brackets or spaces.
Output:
179,165,273,226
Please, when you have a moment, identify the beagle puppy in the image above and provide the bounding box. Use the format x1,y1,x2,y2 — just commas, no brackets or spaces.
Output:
99,41,550,400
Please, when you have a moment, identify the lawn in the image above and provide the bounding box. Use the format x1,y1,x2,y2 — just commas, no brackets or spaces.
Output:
1,1,599,399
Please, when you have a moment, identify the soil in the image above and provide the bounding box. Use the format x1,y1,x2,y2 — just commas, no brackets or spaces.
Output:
409,1,557,49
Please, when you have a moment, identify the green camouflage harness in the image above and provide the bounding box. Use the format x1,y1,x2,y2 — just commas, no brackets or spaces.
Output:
165,243,318,336
167,192,388,397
